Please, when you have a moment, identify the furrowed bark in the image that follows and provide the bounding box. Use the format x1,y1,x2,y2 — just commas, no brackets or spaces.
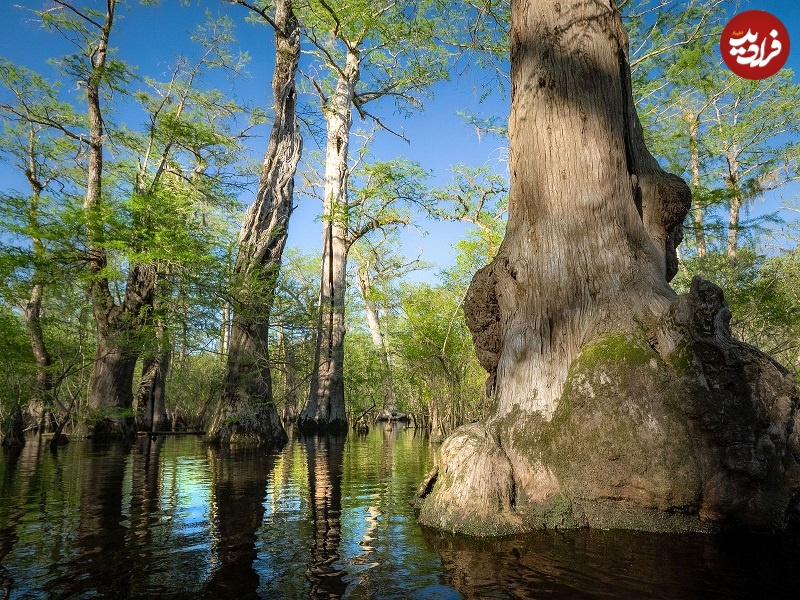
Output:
416,0,800,536
208,0,301,447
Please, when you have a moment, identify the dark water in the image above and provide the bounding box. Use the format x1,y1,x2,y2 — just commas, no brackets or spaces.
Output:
1,429,799,599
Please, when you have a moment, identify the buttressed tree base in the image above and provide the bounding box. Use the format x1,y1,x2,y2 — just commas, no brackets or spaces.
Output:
416,0,800,535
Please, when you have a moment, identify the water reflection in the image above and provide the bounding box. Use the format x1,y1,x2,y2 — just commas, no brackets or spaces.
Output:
50,441,133,599
4,431,795,599
202,446,276,599
424,527,800,599
303,434,348,599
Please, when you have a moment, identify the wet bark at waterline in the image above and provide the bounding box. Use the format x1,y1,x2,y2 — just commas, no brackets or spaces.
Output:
416,0,800,536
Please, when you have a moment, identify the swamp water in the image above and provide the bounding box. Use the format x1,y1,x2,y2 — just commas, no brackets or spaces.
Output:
0,428,799,599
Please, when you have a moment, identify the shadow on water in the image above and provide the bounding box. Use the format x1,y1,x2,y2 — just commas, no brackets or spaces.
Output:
422,526,800,600
201,444,277,599
302,433,348,599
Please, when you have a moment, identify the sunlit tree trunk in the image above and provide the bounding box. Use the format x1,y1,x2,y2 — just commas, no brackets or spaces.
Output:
417,0,800,536
725,147,743,266
298,49,359,434
278,326,299,425
219,301,231,355
208,0,300,447
686,112,706,259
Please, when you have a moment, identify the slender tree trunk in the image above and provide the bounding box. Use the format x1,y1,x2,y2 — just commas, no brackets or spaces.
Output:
278,326,299,425
20,130,54,439
219,301,231,355
208,0,300,447
686,112,706,258
726,149,742,266
298,49,360,434
355,268,397,420
417,0,800,536
24,280,53,432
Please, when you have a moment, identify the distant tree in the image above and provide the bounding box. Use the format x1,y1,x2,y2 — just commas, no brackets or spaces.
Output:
350,235,426,421
296,0,449,433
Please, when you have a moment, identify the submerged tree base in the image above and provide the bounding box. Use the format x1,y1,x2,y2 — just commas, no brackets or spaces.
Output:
207,401,288,449
91,415,136,442
417,278,800,535
296,416,349,436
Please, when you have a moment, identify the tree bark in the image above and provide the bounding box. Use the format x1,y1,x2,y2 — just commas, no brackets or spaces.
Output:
298,49,360,434
207,0,300,447
135,289,171,433
79,1,158,439
416,0,800,535
20,128,54,439
278,326,299,425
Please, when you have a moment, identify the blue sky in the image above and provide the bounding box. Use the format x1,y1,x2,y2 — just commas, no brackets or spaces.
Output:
0,0,797,280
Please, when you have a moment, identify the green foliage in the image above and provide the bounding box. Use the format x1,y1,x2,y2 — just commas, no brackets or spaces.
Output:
165,354,226,430
0,307,35,417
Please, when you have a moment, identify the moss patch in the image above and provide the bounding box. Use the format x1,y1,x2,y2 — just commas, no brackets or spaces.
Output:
530,333,703,527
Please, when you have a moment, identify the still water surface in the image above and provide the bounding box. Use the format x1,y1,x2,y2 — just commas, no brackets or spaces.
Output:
1,428,799,599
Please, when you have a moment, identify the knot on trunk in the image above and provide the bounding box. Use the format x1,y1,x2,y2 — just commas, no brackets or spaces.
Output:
640,169,691,282
464,261,502,395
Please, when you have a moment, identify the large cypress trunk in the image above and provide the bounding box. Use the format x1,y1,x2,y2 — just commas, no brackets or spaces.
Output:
416,0,800,535
207,0,301,447
88,262,156,439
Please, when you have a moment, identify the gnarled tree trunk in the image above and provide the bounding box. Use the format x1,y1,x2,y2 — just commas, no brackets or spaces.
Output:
416,0,800,535
207,0,301,447
135,283,171,433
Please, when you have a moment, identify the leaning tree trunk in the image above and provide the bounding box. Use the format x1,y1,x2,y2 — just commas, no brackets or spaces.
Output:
207,0,301,447
416,0,800,536
686,112,706,259
297,49,360,434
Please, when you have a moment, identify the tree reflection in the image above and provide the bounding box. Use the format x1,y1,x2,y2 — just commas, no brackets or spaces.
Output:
202,446,276,599
424,527,800,599
303,434,348,599
51,441,132,599
126,435,164,595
